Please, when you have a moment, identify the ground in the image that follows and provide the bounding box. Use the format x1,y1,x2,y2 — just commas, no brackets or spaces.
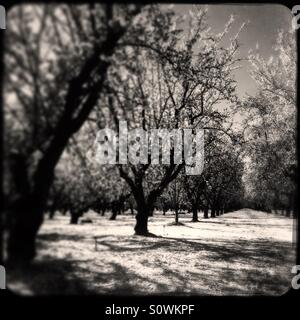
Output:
7,209,296,296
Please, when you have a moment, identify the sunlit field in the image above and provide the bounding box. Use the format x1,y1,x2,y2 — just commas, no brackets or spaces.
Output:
7,209,295,296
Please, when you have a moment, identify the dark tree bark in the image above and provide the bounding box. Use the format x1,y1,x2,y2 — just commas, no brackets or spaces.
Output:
7,197,44,264
48,202,57,219
211,207,216,218
136,193,153,234
175,207,179,224
6,154,46,264
132,187,156,235
8,128,70,262
70,210,82,224
135,207,152,235
110,208,118,220
48,209,55,220
130,204,134,215
192,207,199,222
109,212,117,220
203,207,209,219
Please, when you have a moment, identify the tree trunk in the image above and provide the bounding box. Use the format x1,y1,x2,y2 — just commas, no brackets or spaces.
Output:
70,210,81,224
192,207,199,222
130,204,134,215
216,208,220,216
7,197,44,264
175,207,179,224
204,207,209,219
133,189,153,235
211,207,216,218
49,209,55,219
134,208,150,235
7,128,70,263
110,210,118,220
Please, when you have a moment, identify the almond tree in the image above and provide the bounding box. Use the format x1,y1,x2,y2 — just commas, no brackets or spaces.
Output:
4,4,143,263
243,30,296,215
93,7,243,235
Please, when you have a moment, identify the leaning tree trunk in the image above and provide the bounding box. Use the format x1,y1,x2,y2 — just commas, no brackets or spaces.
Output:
7,153,55,264
7,196,44,264
7,119,73,264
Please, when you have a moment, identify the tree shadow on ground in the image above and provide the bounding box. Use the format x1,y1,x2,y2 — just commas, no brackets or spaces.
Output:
38,233,87,242
7,258,175,295
97,236,294,294
38,232,294,267
95,235,293,264
7,258,98,295
18,228,294,296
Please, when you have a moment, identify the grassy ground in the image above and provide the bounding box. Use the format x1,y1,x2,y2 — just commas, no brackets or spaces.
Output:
7,209,296,296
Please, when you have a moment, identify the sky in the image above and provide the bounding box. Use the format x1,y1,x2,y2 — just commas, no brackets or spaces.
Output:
172,4,295,99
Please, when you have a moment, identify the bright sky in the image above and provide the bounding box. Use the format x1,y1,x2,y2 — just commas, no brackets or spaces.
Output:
172,4,295,99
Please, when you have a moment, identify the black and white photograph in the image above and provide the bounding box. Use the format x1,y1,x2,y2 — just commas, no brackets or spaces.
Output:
0,2,298,297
